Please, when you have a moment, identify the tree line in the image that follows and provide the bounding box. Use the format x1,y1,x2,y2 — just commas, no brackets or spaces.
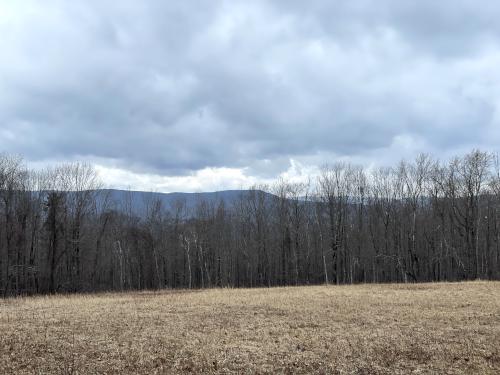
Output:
1,149,499,296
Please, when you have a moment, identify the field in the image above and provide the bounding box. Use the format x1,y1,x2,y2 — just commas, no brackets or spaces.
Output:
1,282,499,374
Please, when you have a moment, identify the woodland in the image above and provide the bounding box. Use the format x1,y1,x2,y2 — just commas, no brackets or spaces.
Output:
1,150,499,296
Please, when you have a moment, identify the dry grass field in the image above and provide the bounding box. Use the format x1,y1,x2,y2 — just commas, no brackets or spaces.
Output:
1,282,499,374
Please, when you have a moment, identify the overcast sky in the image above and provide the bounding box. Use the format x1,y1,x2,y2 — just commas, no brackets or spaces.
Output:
1,1,499,192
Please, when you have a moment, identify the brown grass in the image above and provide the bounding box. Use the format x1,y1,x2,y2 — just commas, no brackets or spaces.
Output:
1,281,499,374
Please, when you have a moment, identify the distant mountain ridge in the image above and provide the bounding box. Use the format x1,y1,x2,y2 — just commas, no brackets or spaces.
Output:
98,189,275,215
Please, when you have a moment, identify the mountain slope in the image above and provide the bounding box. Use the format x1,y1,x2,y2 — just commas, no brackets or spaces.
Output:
98,189,275,215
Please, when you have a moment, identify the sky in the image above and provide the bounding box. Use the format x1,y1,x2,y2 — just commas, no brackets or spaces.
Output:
1,1,499,192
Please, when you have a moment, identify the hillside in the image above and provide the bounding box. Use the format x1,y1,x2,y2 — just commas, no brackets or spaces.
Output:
99,189,276,216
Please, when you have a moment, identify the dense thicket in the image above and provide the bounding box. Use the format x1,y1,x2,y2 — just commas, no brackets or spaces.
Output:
1,150,500,296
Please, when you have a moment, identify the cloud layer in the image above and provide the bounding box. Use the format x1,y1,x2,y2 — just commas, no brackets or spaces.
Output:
1,1,499,190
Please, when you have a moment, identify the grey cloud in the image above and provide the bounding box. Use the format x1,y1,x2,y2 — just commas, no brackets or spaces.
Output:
0,0,499,178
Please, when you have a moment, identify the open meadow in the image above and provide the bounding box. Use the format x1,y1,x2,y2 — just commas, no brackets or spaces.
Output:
1,281,500,374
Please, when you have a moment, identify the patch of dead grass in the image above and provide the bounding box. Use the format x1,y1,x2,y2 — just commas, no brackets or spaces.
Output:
1,281,499,374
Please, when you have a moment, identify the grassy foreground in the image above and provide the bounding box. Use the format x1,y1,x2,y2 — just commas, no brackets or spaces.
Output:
1,282,499,374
